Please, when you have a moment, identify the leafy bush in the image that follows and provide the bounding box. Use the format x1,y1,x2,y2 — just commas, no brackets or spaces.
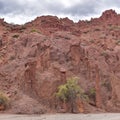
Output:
56,77,87,102
56,84,68,102
0,92,9,110
87,87,96,101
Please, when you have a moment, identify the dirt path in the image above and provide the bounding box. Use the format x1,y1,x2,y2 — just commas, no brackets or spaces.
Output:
0,113,120,120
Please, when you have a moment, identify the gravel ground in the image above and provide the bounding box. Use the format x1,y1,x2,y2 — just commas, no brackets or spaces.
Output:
0,113,120,120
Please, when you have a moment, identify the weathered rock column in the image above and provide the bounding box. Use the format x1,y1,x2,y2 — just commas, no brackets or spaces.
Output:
40,47,50,71
24,61,37,96
95,64,102,108
70,44,81,73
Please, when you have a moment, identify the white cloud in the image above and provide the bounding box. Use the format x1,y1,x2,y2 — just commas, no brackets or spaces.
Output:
0,0,119,24
58,0,81,7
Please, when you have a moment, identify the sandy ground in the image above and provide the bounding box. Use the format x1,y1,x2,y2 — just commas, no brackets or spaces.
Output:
0,113,120,120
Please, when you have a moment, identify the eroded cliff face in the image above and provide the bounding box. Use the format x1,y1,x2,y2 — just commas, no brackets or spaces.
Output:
0,9,120,113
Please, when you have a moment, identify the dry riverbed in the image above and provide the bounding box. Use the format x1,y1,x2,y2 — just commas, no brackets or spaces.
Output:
0,113,120,120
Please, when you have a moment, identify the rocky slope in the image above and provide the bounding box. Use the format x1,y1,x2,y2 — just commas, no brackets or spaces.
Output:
0,9,120,113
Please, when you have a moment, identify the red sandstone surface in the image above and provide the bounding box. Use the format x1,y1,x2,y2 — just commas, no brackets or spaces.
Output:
0,9,120,114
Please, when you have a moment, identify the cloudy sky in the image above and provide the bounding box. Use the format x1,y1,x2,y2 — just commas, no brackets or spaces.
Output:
0,0,120,24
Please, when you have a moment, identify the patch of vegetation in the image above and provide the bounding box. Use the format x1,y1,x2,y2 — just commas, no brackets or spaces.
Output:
86,87,96,101
31,29,40,33
102,81,112,91
12,34,19,38
0,92,9,110
116,40,120,45
109,25,120,30
89,39,94,43
56,77,88,103
100,51,108,57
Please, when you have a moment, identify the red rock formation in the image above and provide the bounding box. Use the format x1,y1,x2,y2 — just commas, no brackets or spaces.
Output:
0,9,120,113
100,9,118,21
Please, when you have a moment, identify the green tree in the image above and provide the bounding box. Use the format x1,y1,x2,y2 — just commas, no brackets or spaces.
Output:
56,77,87,112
